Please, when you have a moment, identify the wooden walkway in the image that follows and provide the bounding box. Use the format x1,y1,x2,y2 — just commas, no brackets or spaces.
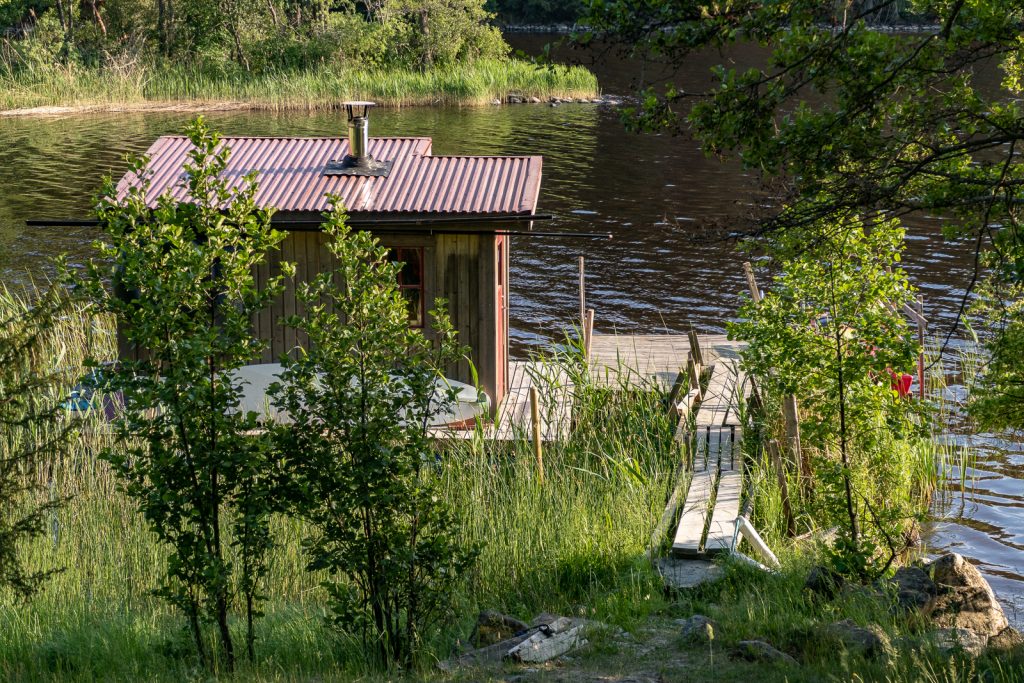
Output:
588,332,742,390
429,360,573,442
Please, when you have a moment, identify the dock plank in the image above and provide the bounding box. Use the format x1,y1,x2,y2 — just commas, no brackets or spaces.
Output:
672,469,715,557
704,470,742,555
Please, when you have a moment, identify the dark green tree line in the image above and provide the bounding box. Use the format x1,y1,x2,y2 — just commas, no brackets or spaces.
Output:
0,0,507,73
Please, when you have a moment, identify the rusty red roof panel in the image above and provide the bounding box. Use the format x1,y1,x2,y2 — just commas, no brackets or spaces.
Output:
117,135,543,216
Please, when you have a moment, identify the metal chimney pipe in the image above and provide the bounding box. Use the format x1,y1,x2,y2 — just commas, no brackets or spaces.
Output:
344,101,375,164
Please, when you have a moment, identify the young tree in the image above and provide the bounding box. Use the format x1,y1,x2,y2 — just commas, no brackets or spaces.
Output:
82,117,286,670
0,283,74,598
270,202,478,669
730,216,926,579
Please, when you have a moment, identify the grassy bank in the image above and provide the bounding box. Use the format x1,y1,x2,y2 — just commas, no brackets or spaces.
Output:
0,288,1015,682
0,59,599,114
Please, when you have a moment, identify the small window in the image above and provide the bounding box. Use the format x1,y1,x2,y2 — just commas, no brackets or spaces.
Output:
388,247,425,327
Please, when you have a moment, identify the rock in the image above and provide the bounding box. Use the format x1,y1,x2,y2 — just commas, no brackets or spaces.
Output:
676,615,718,644
528,96,541,103
988,626,1024,653
506,625,586,663
823,620,894,661
490,98,501,105
591,98,603,103
507,95,523,104
472,610,529,647
926,554,1009,636
889,566,938,610
732,640,798,665
529,612,559,628
933,627,989,658
805,565,845,600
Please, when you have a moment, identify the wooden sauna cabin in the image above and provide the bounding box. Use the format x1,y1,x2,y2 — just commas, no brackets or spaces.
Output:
115,103,543,413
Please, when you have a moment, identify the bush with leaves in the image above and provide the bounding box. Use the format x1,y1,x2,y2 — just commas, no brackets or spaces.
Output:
0,283,75,599
730,215,927,580
270,202,479,669
80,117,287,670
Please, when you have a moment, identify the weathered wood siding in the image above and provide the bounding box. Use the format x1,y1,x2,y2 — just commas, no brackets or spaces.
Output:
432,233,504,409
119,227,507,413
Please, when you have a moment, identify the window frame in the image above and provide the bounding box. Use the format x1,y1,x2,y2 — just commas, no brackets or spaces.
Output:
388,246,425,328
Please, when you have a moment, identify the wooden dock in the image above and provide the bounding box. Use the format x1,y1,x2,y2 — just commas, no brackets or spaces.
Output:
588,332,742,390
429,360,573,442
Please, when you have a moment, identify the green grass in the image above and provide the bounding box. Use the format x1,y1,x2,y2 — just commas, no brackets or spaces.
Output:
0,290,1015,682
0,59,599,111
0,299,672,680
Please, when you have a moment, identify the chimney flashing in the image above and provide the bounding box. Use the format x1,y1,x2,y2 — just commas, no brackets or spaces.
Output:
324,101,392,177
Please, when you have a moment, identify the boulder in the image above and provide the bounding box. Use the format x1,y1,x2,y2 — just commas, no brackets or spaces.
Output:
889,566,937,610
925,554,1009,636
988,626,1024,654
529,96,541,103
933,627,988,658
506,95,523,104
490,98,501,105
823,620,894,661
676,615,718,644
732,640,798,665
472,610,529,647
805,565,845,600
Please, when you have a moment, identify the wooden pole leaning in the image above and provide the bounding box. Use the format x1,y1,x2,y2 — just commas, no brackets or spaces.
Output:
687,328,704,368
584,308,595,362
530,386,544,485
578,255,586,324
782,394,809,494
743,261,762,303
916,295,926,399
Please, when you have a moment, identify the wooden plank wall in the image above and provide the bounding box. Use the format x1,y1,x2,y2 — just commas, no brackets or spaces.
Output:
119,229,504,414
435,233,501,410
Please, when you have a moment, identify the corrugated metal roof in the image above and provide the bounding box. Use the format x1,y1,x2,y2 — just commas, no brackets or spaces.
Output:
117,135,543,216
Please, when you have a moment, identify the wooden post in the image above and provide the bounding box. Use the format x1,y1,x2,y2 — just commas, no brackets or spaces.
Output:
686,354,702,402
768,440,796,537
782,395,809,493
916,296,926,399
687,328,704,368
578,255,586,324
584,308,595,362
743,261,762,303
530,386,544,485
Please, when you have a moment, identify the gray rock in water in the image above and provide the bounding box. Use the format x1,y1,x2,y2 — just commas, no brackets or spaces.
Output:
988,626,1024,653
676,615,719,644
490,98,502,105
733,640,798,665
933,627,989,658
805,565,844,600
506,95,523,104
926,554,1009,636
890,566,938,610
823,619,894,661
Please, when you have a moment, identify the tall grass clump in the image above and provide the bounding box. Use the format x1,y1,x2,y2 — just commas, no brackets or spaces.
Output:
438,339,676,627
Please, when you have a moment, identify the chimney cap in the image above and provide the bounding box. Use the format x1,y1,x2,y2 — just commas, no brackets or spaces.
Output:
343,101,377,119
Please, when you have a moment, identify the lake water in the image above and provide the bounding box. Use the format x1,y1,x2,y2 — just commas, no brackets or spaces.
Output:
0,35,1020,623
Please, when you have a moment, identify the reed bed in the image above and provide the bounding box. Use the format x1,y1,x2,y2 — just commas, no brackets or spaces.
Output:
0,59,599,112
